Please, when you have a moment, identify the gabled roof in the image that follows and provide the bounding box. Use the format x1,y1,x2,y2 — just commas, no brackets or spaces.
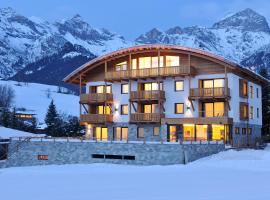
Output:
63,44,269,84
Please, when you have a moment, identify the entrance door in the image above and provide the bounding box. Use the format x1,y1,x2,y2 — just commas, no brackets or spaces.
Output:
167,125,183,142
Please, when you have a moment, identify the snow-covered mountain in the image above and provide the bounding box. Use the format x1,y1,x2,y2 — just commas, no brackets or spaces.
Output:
136,8,270,63
0,7,131,78
2,7,270,83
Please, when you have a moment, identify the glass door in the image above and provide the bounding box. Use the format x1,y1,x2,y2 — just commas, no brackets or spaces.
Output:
167,125,183,142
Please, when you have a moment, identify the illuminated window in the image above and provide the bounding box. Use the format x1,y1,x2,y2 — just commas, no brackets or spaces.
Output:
115,61,127,71
240,102,249,120
165,56,179,67
94,127,108,141
97,106,111,114
250,85,253,98
121,105,128,115
212,124,225,140
183,124,195,141
175,80,184,91
250,106,253,119
248,128,252,135
240,79,248,97
139,57,151,69
114,127,128,141
153,127,160,136
121,84,129,94
132,59,137,69
93,85,111,93
143,104,158,113
137,127,144,138
235,127,240,134
175,103,184,114
202,79,224,88
142,82,163,91
203,102,224,117
196,125,208,141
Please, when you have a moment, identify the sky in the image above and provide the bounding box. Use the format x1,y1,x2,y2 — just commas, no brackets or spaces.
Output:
1,0,270,40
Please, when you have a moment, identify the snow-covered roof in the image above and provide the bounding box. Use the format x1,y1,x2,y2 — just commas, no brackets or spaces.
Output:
63,44,269,85
0,126,45,139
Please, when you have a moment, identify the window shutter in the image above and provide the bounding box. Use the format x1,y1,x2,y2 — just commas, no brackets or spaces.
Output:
239,79,243,97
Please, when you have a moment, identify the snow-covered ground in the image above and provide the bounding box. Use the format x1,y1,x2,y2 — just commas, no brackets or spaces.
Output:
0,80,79,124
0,146,270,200
0,127,44,139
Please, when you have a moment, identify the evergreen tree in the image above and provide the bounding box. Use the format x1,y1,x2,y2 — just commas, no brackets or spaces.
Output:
258,66,270,135
45,100,60,137
0,109,10,127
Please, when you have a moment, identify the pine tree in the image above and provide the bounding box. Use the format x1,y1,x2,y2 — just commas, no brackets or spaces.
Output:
45,100,60,137
258,66,270,135
0,109,10,127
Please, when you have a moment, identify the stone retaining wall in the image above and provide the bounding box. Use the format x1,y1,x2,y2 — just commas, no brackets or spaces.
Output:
3,140,225,168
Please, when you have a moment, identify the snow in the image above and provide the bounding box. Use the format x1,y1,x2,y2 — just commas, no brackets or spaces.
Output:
0,80,79,123
0,146,270,200
0,127,44,139
62,51,81,59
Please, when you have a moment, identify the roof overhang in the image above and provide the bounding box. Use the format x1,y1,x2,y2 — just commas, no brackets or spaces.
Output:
63,44,269,85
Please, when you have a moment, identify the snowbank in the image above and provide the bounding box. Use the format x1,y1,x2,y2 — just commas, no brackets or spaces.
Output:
0,146,269,200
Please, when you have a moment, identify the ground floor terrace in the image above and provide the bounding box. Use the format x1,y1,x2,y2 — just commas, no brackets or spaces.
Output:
85,120,262,147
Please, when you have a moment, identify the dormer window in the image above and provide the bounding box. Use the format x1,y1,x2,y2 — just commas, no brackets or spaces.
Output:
115,61,127,71
137,56,164,69
165,56,180,67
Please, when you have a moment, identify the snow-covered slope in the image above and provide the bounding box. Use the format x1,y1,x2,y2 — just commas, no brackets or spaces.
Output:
0,80,79,124
0,7,132,78
0,146,270,200
136,8,270,63
0,127,44,138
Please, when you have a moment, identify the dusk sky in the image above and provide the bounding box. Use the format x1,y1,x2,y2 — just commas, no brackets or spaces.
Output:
1,0,270,39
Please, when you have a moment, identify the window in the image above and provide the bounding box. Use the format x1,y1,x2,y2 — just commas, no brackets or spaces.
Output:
203,102,225,117
115,61,127,71
94,127,108,141
165,56,180,67
137,127,144,138
257,108,259,118
202,79,224,88
142,82,163,91
183,124,195,141
121,84,129,94
196,125,208,141
138,56,164,69
153,127,160,136
248,128,252,135
256,88,259,98
97,105,111,114
114,127,128,141
242,128,247,135
250,85,253,99
175,103,184,114
240,102,249,120
143,104,158,113
175,81,184,91
212,125,226,140
239,79,248,98
235,127,240,134
91,85,112,93
250,106,253,119
121,105,128,115
132,59,137,69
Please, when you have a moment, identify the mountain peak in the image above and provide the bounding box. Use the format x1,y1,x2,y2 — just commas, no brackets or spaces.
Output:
0,7,17,17
166,26,182,35
213,8,270,33
71,14,83,21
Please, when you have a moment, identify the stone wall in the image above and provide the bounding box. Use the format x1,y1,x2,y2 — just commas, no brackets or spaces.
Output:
4,140,224,168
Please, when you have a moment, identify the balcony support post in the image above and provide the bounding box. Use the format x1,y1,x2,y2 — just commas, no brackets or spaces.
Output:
129,53,132,121
188,54,191,74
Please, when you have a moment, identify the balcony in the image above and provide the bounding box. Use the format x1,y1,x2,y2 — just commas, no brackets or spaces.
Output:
130,113,165,123
199,110,227,118
130,90,165,102
105,66,193,81
189,87,230,99
80,93,113,104
80,114,113,124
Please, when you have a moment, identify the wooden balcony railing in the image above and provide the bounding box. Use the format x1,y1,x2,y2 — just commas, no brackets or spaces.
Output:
105,66,192,81
80,114,113,124
130,90,165,101
189,87,230,99
80,93,113,104
130,113,165,123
